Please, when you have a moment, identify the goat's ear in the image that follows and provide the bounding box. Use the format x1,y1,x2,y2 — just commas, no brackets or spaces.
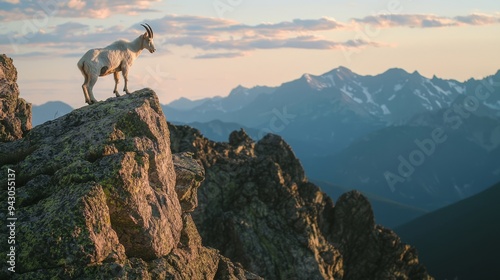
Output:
143,32,149,38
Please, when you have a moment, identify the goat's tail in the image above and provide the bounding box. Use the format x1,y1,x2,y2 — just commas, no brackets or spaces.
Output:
77,58,85,73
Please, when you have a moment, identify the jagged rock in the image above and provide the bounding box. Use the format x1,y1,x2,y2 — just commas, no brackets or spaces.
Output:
332,191,431,280
173,152,205,213
169,124,434,280
0,54,31,142
0,89,260,279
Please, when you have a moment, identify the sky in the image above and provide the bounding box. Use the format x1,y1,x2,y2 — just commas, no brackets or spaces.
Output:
1,0,499,108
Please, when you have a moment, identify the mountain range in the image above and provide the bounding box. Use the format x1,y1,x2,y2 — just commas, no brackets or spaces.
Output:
163,66,500,225
31,66,500,227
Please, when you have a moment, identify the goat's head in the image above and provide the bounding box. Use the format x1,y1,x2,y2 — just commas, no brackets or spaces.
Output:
141,23,156,53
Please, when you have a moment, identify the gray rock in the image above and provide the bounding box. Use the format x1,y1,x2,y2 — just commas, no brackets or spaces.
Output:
0,54,31,142
169,124,434,280
0,89,260,279
332,191,432,280
173,152,205,213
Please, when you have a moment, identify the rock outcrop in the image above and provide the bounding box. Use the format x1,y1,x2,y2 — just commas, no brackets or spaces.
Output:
0,54,31,142
169,127,434,279
0,89,259,279
0,57,432,279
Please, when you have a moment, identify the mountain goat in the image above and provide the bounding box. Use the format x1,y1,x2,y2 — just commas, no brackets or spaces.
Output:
77,24,156,105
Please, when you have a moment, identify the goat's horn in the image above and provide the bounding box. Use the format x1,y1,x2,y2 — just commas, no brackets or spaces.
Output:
145,23,153,38
141,24,152,38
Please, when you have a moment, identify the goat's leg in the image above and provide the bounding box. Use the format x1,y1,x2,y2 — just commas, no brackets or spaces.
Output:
113,72,120,97
87,76,99,104
82,82,91,105
122,66,131,94
82,85,91,104
81,68,91,104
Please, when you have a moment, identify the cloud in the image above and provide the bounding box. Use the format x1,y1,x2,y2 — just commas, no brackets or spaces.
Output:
0,14,368,57
194,52,247,59
352,13,500,28
147,15,363,53
3,12,499,59
9,51,49,58
454,13,500,25
353,14,457,28
0,0,161,21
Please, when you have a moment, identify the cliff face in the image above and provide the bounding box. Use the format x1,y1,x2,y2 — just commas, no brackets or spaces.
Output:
0,89,259,279
0,54,31,142
169,126,434,280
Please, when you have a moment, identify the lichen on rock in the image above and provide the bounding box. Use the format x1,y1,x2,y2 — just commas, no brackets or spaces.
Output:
0,88,259,279
0,54,31,142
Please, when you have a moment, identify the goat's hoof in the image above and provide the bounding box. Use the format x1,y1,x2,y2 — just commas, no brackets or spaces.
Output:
114,91,121,97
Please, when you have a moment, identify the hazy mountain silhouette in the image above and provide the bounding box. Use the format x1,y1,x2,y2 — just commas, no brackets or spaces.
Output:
312,179,428,228
395,182,500,279
302,112,500,211
163,66,500,227
165,67,500,156
32,101,73,126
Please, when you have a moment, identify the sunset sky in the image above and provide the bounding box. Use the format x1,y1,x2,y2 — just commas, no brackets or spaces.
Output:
1,0,499,108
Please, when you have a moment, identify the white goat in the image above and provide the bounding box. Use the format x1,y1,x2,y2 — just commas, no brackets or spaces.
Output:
77,24,156,105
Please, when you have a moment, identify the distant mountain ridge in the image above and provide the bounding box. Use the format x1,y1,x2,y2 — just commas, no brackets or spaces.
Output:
166,67,500,124
170,85,275,113
26,66,500,227
164,66,500,225
32,101,73,126
164,67,500,156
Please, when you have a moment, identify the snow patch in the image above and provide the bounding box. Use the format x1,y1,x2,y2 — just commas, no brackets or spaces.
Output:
455,86,465,94
381,104,391,115
304,74,331,90
341,86,363,104
414,89,433,110
353,81,379,106
324,74,336,87
394,84,403,91
388,94,396,101
425,79,452,96
447,81,465,94
362,86,377,105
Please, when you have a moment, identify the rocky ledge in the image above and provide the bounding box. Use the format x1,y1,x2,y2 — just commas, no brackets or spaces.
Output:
0,89,259,279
